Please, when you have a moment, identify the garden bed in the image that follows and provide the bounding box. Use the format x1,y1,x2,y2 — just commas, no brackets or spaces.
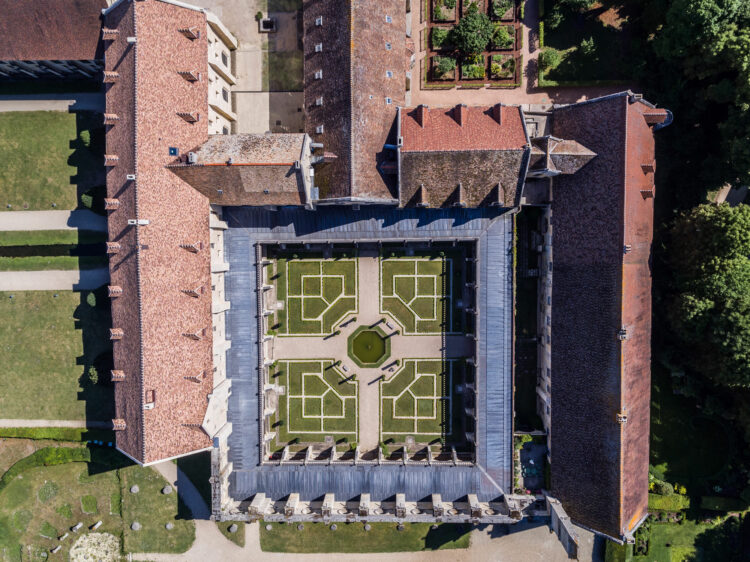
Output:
432,0,457,23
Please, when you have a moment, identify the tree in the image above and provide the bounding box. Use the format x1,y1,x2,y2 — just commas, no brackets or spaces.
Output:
436,56,456,77
449,2,494,56
668,203,750,388
580,36,596,57
560,0,595,10
538,47,562,71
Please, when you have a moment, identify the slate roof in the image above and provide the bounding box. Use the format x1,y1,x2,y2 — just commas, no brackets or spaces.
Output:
168,134,308,206
0,0,105,61
399,105,529,208
303,0,406,202
549,92,665,539
105,0,214,464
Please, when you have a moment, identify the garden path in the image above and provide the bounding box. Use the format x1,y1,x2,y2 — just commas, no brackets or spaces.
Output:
0,93,104,112
0,418,110,428
0,267,109,290
0,209,107,231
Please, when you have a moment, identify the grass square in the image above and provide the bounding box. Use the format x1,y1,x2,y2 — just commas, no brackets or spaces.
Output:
417,398,434,418
394,393,415,417
302,373,328,397
39,521,57,539
81,494,98,514
323,391,343,417
304,397,321,417
394,276,416,302
302,276,321,296
410,375,435,397
302,297,327,319
322,276,343,303
417,276,435,296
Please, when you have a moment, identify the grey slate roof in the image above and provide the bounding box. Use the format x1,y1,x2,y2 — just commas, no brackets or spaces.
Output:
223,207,513,502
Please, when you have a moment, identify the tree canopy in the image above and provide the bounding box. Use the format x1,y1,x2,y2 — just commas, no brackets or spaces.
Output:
448,2,494,56
668,203,750,388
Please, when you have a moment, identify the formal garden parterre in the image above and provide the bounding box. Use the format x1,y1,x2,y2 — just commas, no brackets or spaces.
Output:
426,0,522,88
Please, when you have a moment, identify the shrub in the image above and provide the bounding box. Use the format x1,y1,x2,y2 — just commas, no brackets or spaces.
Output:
0,446,90,495
449,2,494,56
0,427,113,441
87,365,99,385
648,493,690,511
653,480,674,496
38,480,59,503
492,0,513,19
546,5,563,29
40,521,58,539
80,192,94,209
538,47,562,71
435,56,457,77
56,503,73,519
79,130,91,148
441,0,457,8
431,27,451,49
561,0,594,10
255,11,263,21
492,24,513,49
86,291,96,307
580,36,596,57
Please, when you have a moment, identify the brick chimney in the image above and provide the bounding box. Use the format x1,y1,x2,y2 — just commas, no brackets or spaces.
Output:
110,328,124,340
108,285,123,297
178,27,201,40
104,198,120,211
643,108,668,125
492,103,503,125
103,113,119,125
111,370,125,381
454,104,467,126
102,28,119,39
178,70,201,82
104,154,119,166
106,241,121,254
103,71,119,83
112,419,127,431
416,104,429,128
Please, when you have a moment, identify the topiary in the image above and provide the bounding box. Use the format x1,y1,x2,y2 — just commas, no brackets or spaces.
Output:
87,366,99,385
653,480,674,496
79,130,91,148
86,291,96,307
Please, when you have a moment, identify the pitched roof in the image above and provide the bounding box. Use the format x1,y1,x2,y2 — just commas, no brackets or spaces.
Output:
549,92,662,539
0,0,106,61
303,0,406,202
105,0,213,464
399,104,528,207
168,134,310,206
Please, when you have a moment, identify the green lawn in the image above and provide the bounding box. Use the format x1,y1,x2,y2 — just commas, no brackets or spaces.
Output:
633,521,712,562
0,230,106,246
217,521,245,547
263,51,303,92
260,521,471,553
0,291,113,420
541,2,632,85
0,111,104,211
176,451,212,509
119,465,195,553
0,255,107,271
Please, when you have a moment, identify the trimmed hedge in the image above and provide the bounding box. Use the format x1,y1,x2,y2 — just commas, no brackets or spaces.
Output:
700,496,749,512
0,446,89,494
647,493,690,512
0,427,114,442
539,21,544,47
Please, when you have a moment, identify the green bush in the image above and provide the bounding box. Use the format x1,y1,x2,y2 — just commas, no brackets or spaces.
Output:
580,36,596,56
80,192,93,209
435,56,457,77
87,365,99,385
653,479,674,496
38,480,59,503
431,27,451,49
492,24,513,49
462,62,485,80
39,521,58,539
86,291,96,307
0,446,90,494
449,2,494,56
647,492,690,511
538,47,562,71
492,0,513,19
539,21,544,47
546,5,563,29
255,11,263,21
56,503,73,519
700,496,748,512
79,130,91,148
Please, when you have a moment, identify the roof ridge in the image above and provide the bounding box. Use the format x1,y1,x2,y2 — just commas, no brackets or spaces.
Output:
348,0,355,196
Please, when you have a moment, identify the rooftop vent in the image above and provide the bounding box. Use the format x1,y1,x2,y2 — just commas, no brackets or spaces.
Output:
386,70,393,78
315,43,323,52
177,112,199,123
386,97,392,105
385,42,391,50
178,27,201,40
315,96,323,106
314,69,323,80
315,125,324,134
617,328,628,341
315,15,323,26
385,15,392,23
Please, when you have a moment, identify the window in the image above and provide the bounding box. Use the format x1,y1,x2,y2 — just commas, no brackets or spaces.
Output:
222,88,229,102
385,97,392,104
221,51,228,67
385,14,392,23
145,389,155,403
385,42,391,50
547,295,551,305
386,70,393,78
315,15,323,26
315,96,323,106
222,127,229,135
546,368,551,378
315,125,324,134
314,69,323,79
315,43,323,52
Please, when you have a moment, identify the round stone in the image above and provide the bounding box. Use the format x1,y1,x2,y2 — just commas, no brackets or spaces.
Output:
397,524,405,531
162,485,173,495
130,485,139,494
363,524,371,531
265,524,273,531
165,523,174,531
296,524,304,531
431,524,439,530
229,524,238,533
330,524,337,531
131,522,141,531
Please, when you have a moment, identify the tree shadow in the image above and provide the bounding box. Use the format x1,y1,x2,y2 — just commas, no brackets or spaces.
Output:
423,523,472,549
68,110,106,214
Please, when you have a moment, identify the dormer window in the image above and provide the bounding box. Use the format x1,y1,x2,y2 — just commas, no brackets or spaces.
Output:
315,43,323,52
314,69,323,79
385,42,391,50
315,96,323,106
315,125,324,134
221,51,228,67
385,15,392,23
315,15,323,26
386,70,393,78
385,97,392,105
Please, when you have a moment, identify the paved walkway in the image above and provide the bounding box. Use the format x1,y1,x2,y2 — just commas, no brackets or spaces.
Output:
0,93,104,113
0,209,107,231
0,268,109,290
0,419,110,428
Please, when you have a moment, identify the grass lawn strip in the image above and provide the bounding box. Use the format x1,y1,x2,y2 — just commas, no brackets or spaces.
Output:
0,230,106,246
0,291,113,420
217,521,245,547
260,521,471,552
0,255,107,271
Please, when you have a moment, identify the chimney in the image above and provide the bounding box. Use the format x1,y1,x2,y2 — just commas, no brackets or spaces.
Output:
178,70,201,82
178,27,201,40
416,184,429,208
104,198,120,211
179,242,202,253
102,71,119,83
640,189,655,199
641,161,655,174
110,328,124,340
106,241,121,254
103,113,119,125
110,370,125,381
101,28,119,39
112,419,127,431
108,285,123,297
177,112,200,123
454,104,467,126
492,103,503,125
104,154,119,166
643,108,668,125
416,104,429,128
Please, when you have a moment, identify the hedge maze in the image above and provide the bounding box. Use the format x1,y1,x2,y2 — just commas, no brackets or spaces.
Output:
273,360,358,444
380,359,464,445
380,252,464,334
269,255,358,335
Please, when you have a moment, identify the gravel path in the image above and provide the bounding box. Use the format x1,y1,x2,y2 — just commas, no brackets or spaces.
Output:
0,268,109,290
0,419,110,428
0,209,107,231
0,93,104,113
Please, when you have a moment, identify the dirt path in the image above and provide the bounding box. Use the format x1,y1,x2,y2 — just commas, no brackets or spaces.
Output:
0,419,110,428
0,209,107,231
0,93,104,113
0,268,109,290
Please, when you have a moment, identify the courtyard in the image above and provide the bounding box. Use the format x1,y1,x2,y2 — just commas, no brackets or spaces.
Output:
262,243,477,459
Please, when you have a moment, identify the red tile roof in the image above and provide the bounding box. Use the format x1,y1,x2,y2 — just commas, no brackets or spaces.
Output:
549,92,662,539
0,0,106,61
105,0,213,465
400,104,527,152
